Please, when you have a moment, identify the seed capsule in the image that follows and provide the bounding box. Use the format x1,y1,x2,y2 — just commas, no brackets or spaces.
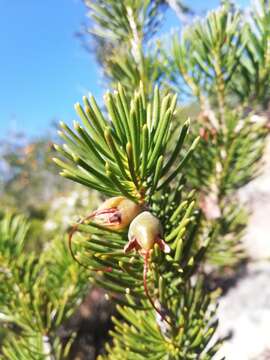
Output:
95,196,141,230
124,211,171,326
68,196,141,269
125,211,170,254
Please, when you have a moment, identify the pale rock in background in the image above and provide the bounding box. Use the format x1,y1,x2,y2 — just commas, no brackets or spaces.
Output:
216,138,270,359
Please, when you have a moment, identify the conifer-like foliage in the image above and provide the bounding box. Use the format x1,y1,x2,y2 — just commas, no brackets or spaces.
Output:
84,0,170,96
54,84,198,202
0,214,89,359
59,1,268,358
54,83,222,358
1,1,270,359
56,1,269,359
170,1,270,267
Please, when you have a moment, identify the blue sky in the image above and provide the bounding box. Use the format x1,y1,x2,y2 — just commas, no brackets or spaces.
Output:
0,0,249,139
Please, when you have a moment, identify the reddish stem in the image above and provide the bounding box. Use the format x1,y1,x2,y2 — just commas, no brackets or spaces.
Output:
68,211,112,272
143,251,171,327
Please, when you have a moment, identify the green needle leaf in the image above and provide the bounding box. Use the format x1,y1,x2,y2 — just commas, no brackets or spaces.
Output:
140,124,149,180
162,119,190,176
105,127,130,180
150,155,164,195
158,136,200,189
